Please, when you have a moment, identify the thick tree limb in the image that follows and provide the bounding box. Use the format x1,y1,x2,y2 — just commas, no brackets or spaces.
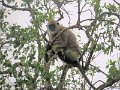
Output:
57,65,71,90
97,76,120,90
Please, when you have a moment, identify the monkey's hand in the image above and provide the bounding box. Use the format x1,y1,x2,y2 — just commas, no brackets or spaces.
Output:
45,42,54,63
46,42,53,51
47,50,53,61
53,40,67,51
45,49,55,63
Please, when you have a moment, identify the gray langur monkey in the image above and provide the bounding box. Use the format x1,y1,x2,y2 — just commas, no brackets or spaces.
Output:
46,20,80,63
46,20,96,90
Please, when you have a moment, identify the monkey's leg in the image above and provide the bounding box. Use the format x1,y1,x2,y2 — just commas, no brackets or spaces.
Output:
57,51,96,90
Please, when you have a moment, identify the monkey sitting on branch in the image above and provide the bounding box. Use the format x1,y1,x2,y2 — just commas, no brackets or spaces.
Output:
45,20,96,90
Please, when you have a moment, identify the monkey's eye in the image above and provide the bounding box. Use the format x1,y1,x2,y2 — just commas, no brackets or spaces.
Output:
48,24,56,31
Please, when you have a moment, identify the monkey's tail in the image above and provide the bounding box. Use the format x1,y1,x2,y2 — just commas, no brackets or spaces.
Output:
77,63,96,90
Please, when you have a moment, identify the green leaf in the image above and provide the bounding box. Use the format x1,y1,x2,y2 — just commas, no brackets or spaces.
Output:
104,46,110,54
4,60,11,67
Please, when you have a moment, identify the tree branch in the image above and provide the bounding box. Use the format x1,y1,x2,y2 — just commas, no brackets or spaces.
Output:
88,63,108,77
1,0,29,11
0,41,11,50
113,0,120,6
57,8,64,21
84,41,97,71
0,69,10,74
97,76,120,90
77,0,81,27
57,65,71,90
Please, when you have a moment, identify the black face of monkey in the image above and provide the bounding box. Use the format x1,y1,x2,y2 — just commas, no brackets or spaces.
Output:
48,24,56,31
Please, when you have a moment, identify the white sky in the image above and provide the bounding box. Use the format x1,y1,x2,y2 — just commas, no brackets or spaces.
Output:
1,0,120,90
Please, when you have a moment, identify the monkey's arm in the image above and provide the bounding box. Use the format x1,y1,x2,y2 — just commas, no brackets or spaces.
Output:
45,42,55,63
52,31,69,52
45,31,69,64
45,40,67,63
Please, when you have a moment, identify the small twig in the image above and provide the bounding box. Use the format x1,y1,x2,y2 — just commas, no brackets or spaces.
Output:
92,12,120,25
113,0,120,6
1,0,29,11
57,8,64,21
77,0,81,27
84,43,96,70
26,1,35,20
115,19,120,31
61,7,71,25
0,41,11,50
87,62,108,77
80,2,89,14
94,80,105,86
